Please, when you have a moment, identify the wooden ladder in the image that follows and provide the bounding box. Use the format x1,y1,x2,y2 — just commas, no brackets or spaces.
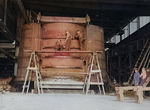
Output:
82,52,105,95
22,52,43,94
128,39,150,85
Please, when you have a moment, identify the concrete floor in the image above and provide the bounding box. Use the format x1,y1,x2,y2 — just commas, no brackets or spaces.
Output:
0,93,150,110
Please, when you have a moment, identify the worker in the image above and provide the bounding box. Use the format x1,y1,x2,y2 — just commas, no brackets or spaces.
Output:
75,30,84,50
65,31,71,51
139,68,147,86
56,40,63,51
133,68,140,86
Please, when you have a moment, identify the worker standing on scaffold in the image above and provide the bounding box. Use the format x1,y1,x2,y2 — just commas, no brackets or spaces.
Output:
75,30,84,50
65,31,71,51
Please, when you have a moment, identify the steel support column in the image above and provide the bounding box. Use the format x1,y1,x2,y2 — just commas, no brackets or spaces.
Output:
129,52,132,79
118,56,121,86
137,16,140,30
4,0,7,25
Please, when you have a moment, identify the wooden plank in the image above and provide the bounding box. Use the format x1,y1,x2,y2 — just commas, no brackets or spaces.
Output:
0,77,12,83
91,70,100,73
27,67,38,70
41,58,84,68
115,86,150,91
0,48,16,59
24,50,103,54
115,86,135,91
142,87,150,91
41,81,84,85
40,71,88,74
40,16,89,24
88,82,104,85
41,85,83,89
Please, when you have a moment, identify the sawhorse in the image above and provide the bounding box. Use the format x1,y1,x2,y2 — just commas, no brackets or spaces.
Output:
82,52,105,95
22,52,43,94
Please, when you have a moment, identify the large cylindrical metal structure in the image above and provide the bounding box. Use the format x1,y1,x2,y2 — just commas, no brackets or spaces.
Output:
87,25,107,81
16,23,39,81
16,19,107,84
39,23,87,81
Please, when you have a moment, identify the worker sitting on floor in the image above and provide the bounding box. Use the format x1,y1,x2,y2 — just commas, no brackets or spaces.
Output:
65,31,72,51
134,68,140,86
139,68,147,86
75,30,84,50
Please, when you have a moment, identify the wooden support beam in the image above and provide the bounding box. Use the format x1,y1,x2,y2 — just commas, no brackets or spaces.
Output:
40,80,84,89
116,89,124,101
41,81,84,85
40,71,88,74
0,40,11,43
38,14,90,24
88,82,104,85
115,86,135,91
118,56,121,85
25,50,103,54
105,43,115,48
0,43,15,48
41,85,83,89
0,53,7,58
0,48,16,59
134,86,143,104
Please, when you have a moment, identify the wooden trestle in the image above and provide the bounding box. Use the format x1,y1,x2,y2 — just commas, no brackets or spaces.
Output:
115,69,150,104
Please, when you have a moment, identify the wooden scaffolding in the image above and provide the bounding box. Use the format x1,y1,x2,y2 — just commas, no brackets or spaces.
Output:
22,51,105,94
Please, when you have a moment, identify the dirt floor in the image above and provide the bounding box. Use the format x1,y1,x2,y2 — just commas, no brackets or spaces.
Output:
0,93,150,110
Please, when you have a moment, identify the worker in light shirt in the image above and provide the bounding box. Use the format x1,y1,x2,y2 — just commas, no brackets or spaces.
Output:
65,31,71,51
75,30,84,50
139,68,147,86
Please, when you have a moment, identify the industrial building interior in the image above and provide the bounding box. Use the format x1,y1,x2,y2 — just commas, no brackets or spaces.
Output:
0,0,150,109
